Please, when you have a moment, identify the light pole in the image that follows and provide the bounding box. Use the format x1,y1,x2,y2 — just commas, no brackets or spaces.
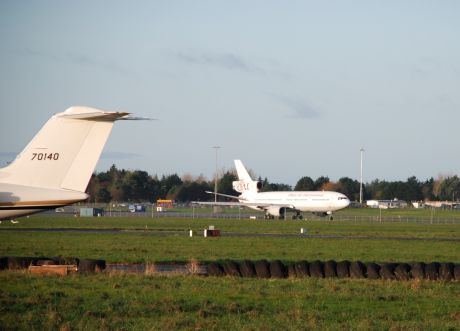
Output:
212,146,221,203
359,148,364,205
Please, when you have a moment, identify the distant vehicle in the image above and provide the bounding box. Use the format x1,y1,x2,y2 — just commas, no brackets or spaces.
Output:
194,159,350,220
0,106,143,220
129,204,146,212
80,207,104,217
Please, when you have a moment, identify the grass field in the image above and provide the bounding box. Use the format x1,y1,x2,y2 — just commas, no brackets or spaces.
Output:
0,272,460,330
1,215,460,330
1,216,460,263
1,231,460,264
2,214,460,237
2,272,460,330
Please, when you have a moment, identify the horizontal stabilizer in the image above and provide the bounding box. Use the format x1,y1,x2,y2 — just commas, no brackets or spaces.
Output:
205,191,243,201
192,201,294,209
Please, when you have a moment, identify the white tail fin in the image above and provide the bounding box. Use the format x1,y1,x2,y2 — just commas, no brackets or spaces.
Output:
232,160,261,193
0,106,130,192
234,160,253,182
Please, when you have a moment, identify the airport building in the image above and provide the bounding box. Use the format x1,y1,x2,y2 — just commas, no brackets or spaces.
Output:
366,199,408,209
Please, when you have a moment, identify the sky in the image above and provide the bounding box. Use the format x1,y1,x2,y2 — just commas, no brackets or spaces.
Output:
1,1,459,186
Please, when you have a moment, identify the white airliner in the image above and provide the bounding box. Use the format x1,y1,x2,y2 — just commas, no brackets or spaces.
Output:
196,160,350,220
0,106,139,220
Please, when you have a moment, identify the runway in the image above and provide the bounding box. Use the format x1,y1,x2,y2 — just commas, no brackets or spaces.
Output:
1,227,459,242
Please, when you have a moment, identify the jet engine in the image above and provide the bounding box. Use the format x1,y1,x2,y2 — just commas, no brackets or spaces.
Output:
266,206,283,217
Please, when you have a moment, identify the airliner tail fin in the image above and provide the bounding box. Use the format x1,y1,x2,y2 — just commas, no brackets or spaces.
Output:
232,160,261,193
0,106,131,192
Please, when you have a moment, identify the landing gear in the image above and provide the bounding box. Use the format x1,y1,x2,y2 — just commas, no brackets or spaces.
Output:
291,212,303,220
264,214,275,220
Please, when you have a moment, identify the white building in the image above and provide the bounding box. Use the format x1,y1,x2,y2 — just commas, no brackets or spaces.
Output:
366,199,408,209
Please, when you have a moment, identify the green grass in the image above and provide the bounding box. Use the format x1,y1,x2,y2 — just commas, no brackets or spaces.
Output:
1,216,460,330
3,215,460,238
1,229,459,264
1,272,459,330
1,217,460,263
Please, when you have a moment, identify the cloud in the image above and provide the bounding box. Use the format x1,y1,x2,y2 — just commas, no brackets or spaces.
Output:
11,48,135,78
270,94,320,119
65,52,134,77
174,51,265,74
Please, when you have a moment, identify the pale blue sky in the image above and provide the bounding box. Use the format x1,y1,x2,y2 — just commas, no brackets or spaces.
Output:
1,1,459,185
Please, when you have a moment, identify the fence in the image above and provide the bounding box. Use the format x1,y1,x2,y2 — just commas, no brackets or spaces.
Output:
49,204,460,225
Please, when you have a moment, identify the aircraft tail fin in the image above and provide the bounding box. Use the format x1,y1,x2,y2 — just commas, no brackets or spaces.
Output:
232,160,261,193
234,160,253,182
0,106,131,192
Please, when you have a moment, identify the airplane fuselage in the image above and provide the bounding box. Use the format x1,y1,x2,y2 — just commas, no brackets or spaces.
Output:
0,183,88,220
241,190,350,214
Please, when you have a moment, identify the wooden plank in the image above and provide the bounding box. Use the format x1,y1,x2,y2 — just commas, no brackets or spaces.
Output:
28,265,78,276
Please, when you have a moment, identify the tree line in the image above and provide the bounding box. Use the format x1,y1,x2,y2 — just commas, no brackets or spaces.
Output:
86,164,460,204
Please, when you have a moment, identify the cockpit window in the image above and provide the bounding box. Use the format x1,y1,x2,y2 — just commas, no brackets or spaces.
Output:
338,197,348,200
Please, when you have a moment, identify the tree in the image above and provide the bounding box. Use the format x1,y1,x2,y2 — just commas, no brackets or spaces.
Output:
337,177,361,201
438,176,460,201
175,181,212,202
264,182,292,191
159,174,183,198
405,176,423,202
218,171,238,196
421,178,434,201
321,181,340,192
96,187,112,203
295,176,315,191
314,176,330,190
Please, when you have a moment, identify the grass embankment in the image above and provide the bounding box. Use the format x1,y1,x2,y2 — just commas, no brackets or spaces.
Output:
1,272,459,330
